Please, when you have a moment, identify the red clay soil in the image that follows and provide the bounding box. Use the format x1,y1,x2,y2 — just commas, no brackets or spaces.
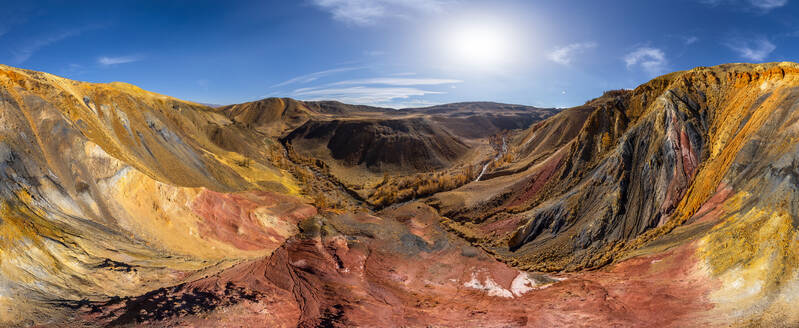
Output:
507,147,567,208
547,242,717,327
678,128,699,177
659,125,701,226
75,255,302,327
191,190,317,251
476,213,526,238
689,183,733,225
83,202,718,327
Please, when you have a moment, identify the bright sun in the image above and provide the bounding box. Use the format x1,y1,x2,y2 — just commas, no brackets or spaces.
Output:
444,18,515,71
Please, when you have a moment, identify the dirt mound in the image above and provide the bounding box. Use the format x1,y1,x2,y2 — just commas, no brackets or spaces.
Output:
218,97,312,137
285,117,469,172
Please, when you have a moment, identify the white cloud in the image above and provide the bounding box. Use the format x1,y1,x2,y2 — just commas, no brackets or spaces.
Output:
748,0,788,9
329,77,462,86
699,0,723,5
699,0,788,11
98,55,143,66
311,0,454,25
624,47,668,76
271,66,364,88
683,36,699,45
294,86,444,106
724,36,775,61
547,42,597,65
274,66,459,107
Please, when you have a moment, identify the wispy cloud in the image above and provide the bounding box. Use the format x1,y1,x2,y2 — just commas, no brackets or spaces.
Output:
329,77,462,86
699,0,788,11
683,36,699,45
624,47,668,76
381,99,439,109
723,36,775,61
364,50,385,56
547,42,598,65
61,63,87,77
271,66,365,88
747,0,788,9
294,86,444,106
272,65,458,106
98,55,143,66
311,0,455,25
12,25,100,64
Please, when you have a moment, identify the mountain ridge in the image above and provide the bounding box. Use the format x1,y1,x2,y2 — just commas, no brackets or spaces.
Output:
1,62,799,327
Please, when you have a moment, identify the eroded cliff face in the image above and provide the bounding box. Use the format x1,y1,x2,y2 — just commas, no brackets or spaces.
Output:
430,62,799,325
0,65,308,324
433,64,798,267
2,63,799,327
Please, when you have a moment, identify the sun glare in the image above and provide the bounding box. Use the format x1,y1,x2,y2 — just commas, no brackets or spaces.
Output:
443,18,516,71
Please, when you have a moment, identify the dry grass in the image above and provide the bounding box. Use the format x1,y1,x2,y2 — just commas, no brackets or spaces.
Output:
367,164,477,208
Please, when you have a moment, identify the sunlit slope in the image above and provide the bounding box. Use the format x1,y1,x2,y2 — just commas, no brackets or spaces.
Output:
433,63,799,269
5,62,799,327
0,65,308,324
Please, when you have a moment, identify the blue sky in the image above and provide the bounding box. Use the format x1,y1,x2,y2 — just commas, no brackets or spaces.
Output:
2,0,798,108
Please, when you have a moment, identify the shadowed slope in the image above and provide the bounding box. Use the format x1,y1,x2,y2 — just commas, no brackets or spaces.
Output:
4,63,799,327
432,63,799,281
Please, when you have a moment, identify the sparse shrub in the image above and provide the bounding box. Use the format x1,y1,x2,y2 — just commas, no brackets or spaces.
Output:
365,164,480,208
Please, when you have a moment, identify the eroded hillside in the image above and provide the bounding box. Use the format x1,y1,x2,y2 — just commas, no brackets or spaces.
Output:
1,63,799,327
